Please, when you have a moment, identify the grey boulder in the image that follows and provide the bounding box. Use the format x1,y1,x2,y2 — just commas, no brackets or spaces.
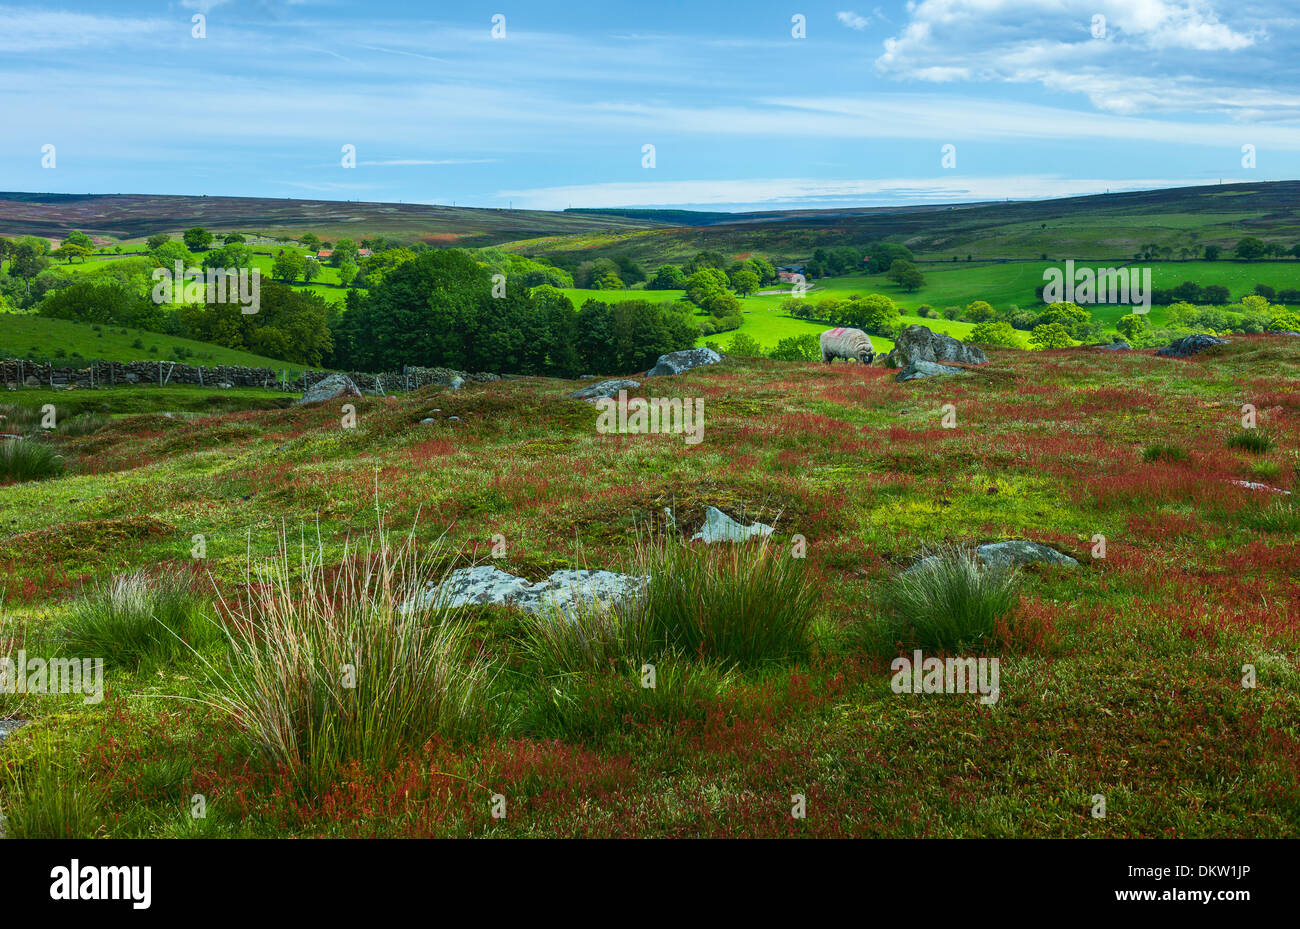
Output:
1097,340,1131,351
888,325,988,368
1155,333,1229,357
569,378,641,402
298,372,363,405
910,540,1078,573
646,347,722,377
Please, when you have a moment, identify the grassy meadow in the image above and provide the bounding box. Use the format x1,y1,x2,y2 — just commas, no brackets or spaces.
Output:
1,336,1298,837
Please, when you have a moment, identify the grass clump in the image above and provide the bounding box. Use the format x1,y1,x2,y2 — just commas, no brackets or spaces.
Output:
62,571,220,669
881,547,1022,652
1227,429,1275,453
57,412,110,436
629,533,817,667
0,438,64,482
1242,499,1300,533
1141,442,1189,463
207,527,495,790
1,749,103,839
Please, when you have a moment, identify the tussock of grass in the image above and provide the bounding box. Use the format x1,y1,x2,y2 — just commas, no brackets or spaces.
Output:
523,595,651,676
1141,442,1188,463
628,533,817,667
881,547,1022,652
57,412,110,436
1227,429,1275,454
0,403,41,433
0,438,64,482
1,751,102,839
1242,499,1300,533
207,527,495,789
62,571,220,668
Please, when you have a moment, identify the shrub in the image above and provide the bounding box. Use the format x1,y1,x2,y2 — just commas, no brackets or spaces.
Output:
1141,443,1189,463
62,571,220,668
725,332,764,357
208,529,495,788
880,547,1022,652
0,438,64,483
1227,429,1274,454
627,533,816,667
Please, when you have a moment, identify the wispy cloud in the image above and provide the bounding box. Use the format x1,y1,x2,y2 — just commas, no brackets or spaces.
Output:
836,11,871,31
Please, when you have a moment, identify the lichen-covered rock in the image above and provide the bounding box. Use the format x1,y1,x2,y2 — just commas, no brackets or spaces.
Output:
297,372,363,405
569,378,641,402
975,540,1078,570
888,325,988,368
909,540,1078,573
896,360,967,382
1097,340,1131,351
406,565,647,615
1155,333,1229,357
646,347,722,377
690,506,775,543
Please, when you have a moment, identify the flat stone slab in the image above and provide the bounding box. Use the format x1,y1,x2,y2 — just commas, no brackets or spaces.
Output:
407,565,647,615
896,360,967,382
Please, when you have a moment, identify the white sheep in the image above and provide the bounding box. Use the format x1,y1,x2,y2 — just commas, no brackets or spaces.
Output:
819,327,876,365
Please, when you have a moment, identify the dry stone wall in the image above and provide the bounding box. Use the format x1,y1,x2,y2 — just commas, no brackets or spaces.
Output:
0,359,498,393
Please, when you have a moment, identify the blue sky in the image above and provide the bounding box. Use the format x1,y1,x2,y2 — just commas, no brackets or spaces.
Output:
1,0,1297,211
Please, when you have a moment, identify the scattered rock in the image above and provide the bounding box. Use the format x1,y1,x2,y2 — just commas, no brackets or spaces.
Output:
1155,333,1229,357
569,378,641,402
448,415,460,422
448,376,465,391
1097,340,1131,351
646,347,722,377
690,506,775,543
909,540,1079,573
298,372,363,405
407,566,647,615
420,417,436,424
0,719,26,746
1229,479,1291,495
975,540,1079,570
896,360,967,382
887,325,988,368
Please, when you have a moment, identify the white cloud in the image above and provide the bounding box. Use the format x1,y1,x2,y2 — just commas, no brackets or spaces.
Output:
836,11,871,31
874,0,1280,116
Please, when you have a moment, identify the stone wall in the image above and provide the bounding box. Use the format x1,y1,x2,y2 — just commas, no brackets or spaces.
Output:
0,359,499,393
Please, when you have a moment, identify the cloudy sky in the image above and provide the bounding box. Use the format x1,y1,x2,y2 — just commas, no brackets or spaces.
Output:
1,0,1296,211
